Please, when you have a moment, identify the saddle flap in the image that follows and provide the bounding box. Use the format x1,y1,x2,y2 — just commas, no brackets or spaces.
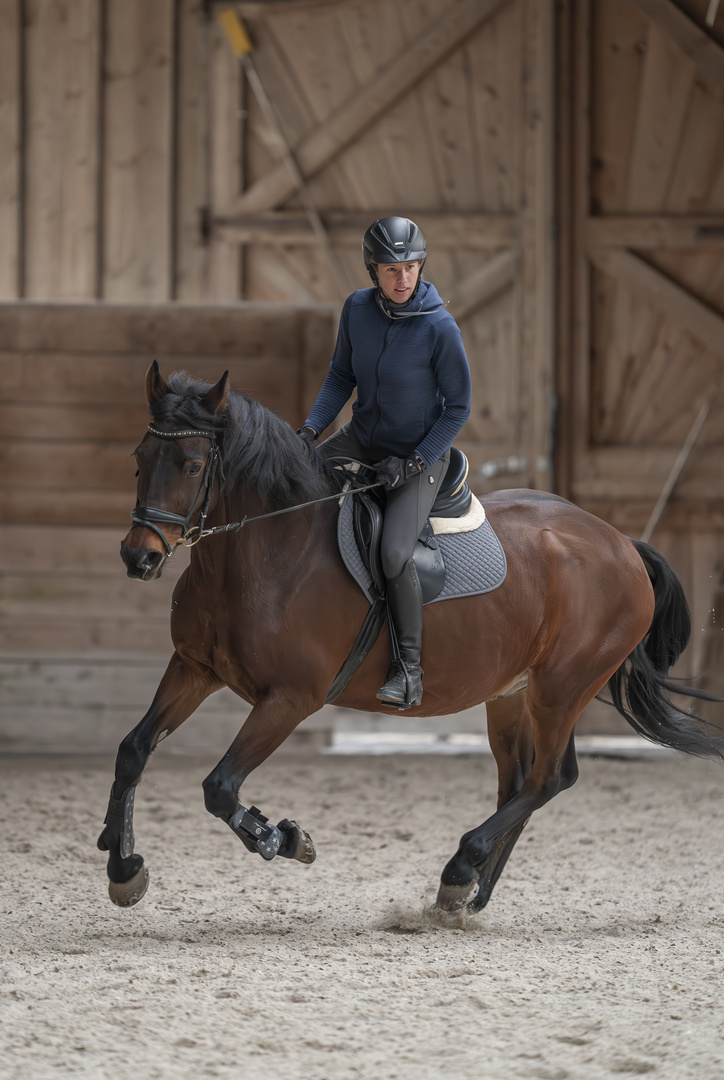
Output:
352,491,386,598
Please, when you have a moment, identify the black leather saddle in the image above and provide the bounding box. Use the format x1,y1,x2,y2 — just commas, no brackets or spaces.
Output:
351,447,472,605
324,448,472,704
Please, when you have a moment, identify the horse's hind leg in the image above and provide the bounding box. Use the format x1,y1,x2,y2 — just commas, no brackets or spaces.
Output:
98,652,221,906
466,693,536,912
437,668,590,913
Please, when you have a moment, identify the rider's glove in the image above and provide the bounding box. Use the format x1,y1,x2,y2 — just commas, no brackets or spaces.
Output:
296,426,317,455
376,454,425,491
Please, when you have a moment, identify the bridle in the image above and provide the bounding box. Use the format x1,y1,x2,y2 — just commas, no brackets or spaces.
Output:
131,428,383,562
131,424,223,556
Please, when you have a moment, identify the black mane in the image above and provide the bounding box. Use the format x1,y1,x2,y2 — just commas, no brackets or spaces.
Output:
150,372,339,508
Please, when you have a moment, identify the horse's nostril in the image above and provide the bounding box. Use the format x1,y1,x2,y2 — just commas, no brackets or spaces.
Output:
121,544,165,579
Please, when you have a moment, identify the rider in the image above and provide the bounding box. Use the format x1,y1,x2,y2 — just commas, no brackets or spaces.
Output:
298,216,472,707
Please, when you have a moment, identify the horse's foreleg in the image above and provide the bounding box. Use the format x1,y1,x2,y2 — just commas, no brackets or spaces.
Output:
201,687,318,865
98,652,222,906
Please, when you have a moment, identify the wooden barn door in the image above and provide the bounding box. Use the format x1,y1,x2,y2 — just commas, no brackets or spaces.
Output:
561,0,724,532
209,0,555,492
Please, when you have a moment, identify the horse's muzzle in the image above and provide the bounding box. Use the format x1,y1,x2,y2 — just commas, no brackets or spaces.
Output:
121,542,166,581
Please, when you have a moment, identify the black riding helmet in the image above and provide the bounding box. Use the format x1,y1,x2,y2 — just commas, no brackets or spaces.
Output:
362,216,427,288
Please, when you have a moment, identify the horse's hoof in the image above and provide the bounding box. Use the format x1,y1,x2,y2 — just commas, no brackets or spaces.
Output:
278,819,316,864
436,877,480,913
108,865,149,907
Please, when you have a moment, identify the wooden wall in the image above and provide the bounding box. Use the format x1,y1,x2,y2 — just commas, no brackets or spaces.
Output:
557,0,724,700
0,301,337,750
0,0,243,304
1,0,723,747
0,0,557,492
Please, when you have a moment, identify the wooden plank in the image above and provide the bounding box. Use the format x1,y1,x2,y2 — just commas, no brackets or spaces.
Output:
0,524,190,574
301,307,338,423
446,249,518,323
0,441,137,490
0,0,20,299
224,0,511,215
572,498,724,536
0,352,305,404
409,18,479,212
175,0,211,300
466,0,523,214
629,0,724,93
1,488,136,527
589,246,724,356
236,0,341,15
625,20,698,211
264,3,365,211
0,402,150,439
590,0,648,214
24,0,100,299
520,0,555,491
554,0,574,496
338,4,440,212
208,13,242,300
0,301,332,354
215,211,519,247
0,574,177,621
0,615,174,656
585,215,724,248
665,78,724,212
103,0,175,300
567,0,593,490
571,446,724,499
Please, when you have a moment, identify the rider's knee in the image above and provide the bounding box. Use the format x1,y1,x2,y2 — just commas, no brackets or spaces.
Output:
381,545,407,581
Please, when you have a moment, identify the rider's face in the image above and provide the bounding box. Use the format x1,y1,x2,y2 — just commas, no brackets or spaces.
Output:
376,260,421,304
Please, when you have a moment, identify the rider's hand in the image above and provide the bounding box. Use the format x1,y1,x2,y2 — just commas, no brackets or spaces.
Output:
297,426,317,455
376,454,424,491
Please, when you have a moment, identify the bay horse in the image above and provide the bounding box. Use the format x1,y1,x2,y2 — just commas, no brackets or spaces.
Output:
98,363,724,912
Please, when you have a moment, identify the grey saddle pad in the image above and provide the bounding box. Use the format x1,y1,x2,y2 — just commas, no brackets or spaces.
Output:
337,494,507,606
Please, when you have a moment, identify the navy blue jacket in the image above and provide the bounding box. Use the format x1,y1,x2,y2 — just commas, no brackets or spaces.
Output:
305,282,471,466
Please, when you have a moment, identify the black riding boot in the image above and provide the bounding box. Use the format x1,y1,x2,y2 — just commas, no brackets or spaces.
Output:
376,559,424,708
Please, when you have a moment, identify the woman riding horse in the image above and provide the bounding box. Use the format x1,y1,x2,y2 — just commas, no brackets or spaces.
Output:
298,216,472,708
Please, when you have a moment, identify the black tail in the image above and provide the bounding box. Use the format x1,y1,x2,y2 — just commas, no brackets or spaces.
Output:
606,539,724,759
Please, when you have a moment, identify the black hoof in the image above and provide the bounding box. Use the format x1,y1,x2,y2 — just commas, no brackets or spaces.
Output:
108,864,149,907
435,877,480,913
278,819,316,864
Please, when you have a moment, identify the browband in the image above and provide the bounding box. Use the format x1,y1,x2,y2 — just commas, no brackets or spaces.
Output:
147,424,218,440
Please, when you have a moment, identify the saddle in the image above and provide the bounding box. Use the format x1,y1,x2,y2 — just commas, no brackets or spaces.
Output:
325,448,473,703
352,446,472,604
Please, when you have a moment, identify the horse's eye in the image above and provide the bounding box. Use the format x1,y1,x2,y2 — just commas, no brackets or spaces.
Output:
135,469,139,478
186,462,202,477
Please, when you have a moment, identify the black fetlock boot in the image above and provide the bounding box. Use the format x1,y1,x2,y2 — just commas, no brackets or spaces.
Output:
376,559,424,708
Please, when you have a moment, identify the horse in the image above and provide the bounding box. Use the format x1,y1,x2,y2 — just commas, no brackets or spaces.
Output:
98,362,724,912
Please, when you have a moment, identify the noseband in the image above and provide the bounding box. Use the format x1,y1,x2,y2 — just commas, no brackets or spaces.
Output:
131,424,223,557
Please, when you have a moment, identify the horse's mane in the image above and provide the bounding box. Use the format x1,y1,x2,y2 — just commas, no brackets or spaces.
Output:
150,371,339,508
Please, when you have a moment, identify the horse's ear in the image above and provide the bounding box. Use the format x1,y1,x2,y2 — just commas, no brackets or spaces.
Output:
145,360,168,406
201,370,230,416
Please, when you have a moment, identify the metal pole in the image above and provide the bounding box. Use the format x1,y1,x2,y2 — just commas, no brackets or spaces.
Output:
640,378,722,544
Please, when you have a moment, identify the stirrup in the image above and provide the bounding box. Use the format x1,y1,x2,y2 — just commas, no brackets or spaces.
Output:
376,660,423,709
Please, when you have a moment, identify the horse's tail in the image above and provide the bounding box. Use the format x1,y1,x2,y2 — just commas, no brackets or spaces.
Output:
606,539,724,760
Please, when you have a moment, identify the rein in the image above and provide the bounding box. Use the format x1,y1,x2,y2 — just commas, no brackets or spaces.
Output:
132,425,381,560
